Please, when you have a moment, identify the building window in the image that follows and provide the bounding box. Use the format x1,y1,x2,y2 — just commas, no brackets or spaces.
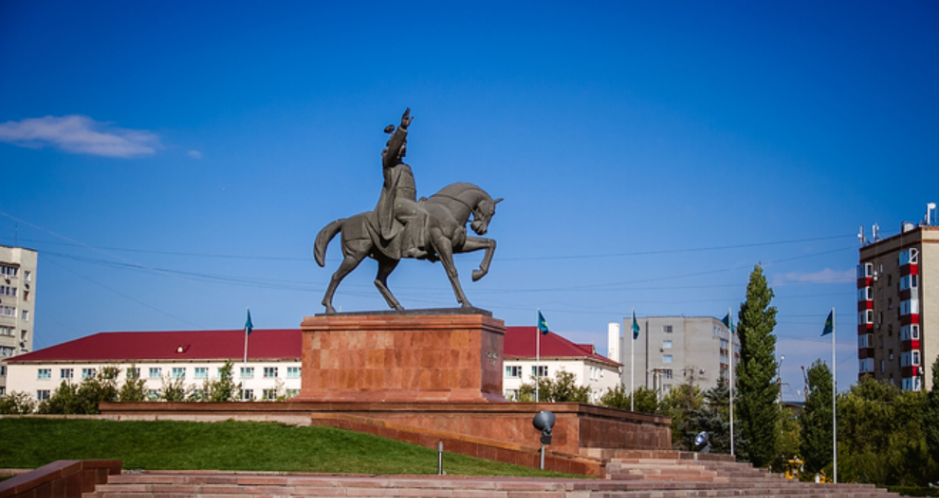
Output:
263,367,278,378
0,265,17,277
857,287,872,301
899,248,919,266
531,365,549,378
194,367,208,379
912,350,920,366
663,325,673,333
23,290,29,302
60,368,74,379
663,355,673,363
37,390,50,401
149,367,161,379
262,389,277,400
0,326,11,336
0,285,16,296
37,368,51,379
0,366,6,376
858,262,873,278
240,389,254,401
240,367,254,379
285,389,299,398
82,368,96,379
881,360,885,373
663,369,673,380
900,299,919,316
287,366,301,378
0,387,5,395
126,367,139,379
859,358,874,373
147,390,160,400
663,340,673,349
505,365,522,378
21,310,28,321
1,306,15,317
0,346,13,357
24,271,30,282
172,367,186,379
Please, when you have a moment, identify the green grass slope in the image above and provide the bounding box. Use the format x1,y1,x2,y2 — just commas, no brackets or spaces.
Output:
0,418,574,477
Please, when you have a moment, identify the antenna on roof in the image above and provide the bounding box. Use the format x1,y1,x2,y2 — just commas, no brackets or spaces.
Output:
872,224,880,242
857,225,867,246
927,203,937,226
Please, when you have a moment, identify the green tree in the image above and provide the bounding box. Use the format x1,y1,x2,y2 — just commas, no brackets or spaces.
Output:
800,360,833,476
517,368,590,403
209,360,239,402
925,355,939,471
774,406,801,472
37,381,83,414
661,381,703,450
118,365,147,402
160,374,187,402
600,384,660,413
682,378,741,454
735,264,780,467
0,391,36,414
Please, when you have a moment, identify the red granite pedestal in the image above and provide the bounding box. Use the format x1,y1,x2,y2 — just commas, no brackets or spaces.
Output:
294,311,506,402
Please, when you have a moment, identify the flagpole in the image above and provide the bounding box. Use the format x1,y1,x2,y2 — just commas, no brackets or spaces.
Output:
729,306,735,458
630,308,635,412
832,306,837,484
244,307,249,365
536,309,541,403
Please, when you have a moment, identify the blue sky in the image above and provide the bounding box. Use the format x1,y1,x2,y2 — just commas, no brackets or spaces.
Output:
1,1,937,400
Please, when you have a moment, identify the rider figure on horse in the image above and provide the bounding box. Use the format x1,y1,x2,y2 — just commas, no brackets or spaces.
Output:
375,108,429,259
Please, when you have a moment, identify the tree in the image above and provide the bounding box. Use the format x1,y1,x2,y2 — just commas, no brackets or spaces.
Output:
661,381,703,450
600,384,660,413
209,360,239,402
37,381,83,414
0,391,36,414
735,264,780,467
774,406,801,473
38,366,120,414
925,355,939,471
160,374,187,402
119,365,147,402
517,368,590,403
682,378,741,454
800,360,833,476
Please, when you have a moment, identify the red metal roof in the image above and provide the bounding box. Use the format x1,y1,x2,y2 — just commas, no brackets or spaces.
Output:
504,326,621,367
7,329,300,363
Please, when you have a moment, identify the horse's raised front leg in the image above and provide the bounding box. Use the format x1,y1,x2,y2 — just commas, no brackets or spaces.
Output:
457,236,496,282
430,231,472,308
374,257,404,311
322,240,369,314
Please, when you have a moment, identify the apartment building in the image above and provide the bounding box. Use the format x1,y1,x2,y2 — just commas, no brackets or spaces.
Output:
4,329,301,401
857,207,938,391
609,316,738,395
0,245,38,395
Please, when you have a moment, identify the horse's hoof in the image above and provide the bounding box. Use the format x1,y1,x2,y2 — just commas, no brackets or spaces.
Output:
472,269,486,282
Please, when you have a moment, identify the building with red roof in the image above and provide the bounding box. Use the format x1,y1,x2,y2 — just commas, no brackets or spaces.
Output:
502,326,621,402
4,329,301,402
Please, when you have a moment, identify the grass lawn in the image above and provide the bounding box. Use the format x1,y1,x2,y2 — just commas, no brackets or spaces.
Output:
0,418,578,477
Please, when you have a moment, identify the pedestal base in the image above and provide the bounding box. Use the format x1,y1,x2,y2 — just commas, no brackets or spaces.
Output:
295,312,506,402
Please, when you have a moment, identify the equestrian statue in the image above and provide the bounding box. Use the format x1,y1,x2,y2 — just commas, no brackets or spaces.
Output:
314,108,502,313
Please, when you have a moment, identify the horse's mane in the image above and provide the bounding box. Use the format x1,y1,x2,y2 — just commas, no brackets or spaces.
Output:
433,182,489,200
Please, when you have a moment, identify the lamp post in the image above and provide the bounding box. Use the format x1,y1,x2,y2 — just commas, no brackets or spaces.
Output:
777,355,785,403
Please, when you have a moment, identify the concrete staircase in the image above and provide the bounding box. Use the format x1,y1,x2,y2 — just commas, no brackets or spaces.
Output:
84,463,901,498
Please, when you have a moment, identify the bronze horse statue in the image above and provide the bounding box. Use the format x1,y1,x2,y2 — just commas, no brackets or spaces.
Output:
314,182,501,313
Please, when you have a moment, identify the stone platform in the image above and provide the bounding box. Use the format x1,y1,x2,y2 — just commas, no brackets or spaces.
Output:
295,311,505,402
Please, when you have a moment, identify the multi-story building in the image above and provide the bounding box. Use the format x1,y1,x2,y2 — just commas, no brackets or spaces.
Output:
502,326,621,403
857,208,938,391
4,329,301,402
608,316,738,396
0,245,38,395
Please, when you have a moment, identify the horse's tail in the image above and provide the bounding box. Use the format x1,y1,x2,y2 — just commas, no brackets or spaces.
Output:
314,218,345,267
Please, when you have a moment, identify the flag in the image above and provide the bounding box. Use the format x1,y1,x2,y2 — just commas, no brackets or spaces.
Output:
721,313,734,333
821,310,833,336
245,308,254,336
631,310,640,340
537,310,549,335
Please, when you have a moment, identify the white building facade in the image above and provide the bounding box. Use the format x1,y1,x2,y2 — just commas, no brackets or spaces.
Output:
502,326,621,403
0,245,38,396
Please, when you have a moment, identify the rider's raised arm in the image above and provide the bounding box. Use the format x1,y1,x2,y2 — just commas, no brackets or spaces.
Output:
381,109,412,170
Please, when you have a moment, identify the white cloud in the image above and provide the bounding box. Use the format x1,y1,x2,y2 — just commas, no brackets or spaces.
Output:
0,115,160,158
773,268,855,285
187,150,203,159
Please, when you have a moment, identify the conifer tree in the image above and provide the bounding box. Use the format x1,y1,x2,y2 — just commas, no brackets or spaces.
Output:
800,360,832,475
735,264,780,467
925,355,939,468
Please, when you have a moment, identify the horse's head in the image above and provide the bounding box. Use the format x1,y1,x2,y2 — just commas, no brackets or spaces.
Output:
471,196,503,235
